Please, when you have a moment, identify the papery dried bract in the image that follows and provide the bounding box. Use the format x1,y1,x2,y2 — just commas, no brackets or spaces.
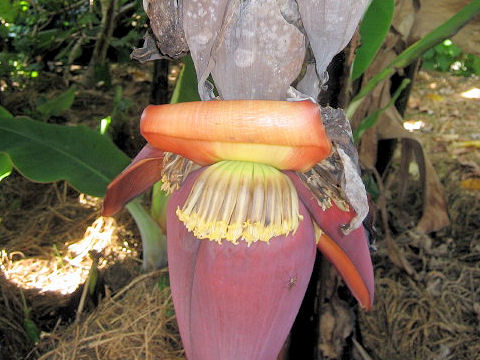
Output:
145,0,369,99
182,0,229,99
210,0,305,100
297,0,370,79
183,0,305,100
146,0,189,59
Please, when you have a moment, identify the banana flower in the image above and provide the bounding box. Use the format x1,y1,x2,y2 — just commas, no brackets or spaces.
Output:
103,99,373,359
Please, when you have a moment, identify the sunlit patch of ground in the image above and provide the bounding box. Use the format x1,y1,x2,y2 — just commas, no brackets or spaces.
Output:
1,216,134,295
0,174,142,358
460,87,480,99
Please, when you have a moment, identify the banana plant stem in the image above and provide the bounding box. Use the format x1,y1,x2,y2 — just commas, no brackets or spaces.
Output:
126,198,167,270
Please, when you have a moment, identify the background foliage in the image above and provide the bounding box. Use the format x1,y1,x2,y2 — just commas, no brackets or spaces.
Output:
0,0,146,87
422,39,480,76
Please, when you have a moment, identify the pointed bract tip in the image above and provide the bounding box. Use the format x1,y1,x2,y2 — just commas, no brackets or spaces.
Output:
102,145,164,216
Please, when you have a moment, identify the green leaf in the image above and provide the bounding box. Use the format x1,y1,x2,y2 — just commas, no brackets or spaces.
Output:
423,48,436,60
99,116,111,135
35,29,62,50
0,0,19,22
150,181,168,231
78,12,97,26
157,273,170,290
468,54,480,75
170,56,201,104
88,263,99,296
437,55,451,71
448,44,463,57
20,290,40,344
23,318,40,344
351,0,394,80
112,85,132,121
0,115,130,197
36,86,76,119
0,107,13,182
421,59,436,71
362,174,380,202
0,106,13,119
127,199,167,270
0,153,12,182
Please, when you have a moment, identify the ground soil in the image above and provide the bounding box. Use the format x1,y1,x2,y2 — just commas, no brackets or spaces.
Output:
0,68,479,359
359,70,480,360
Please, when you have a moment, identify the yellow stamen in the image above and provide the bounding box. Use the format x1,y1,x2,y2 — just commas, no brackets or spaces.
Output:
176,161,303,245
161,153,200,193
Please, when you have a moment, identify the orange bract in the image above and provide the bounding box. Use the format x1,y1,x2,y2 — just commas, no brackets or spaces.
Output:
316,232,372,310
140,100,331,171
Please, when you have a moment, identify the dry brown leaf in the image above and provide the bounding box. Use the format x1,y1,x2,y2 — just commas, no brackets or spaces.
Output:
460,178,480,190
455,140,480,149
426,93,444,101
356,71,449,234
407,96,420,109
318,297,355,359
392,0,416,41
377,102,450,233
457,158,480,176
435,134,460,142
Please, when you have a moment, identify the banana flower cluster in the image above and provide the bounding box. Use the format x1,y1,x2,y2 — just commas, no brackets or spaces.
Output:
103,99,374,359
107,0,373,358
